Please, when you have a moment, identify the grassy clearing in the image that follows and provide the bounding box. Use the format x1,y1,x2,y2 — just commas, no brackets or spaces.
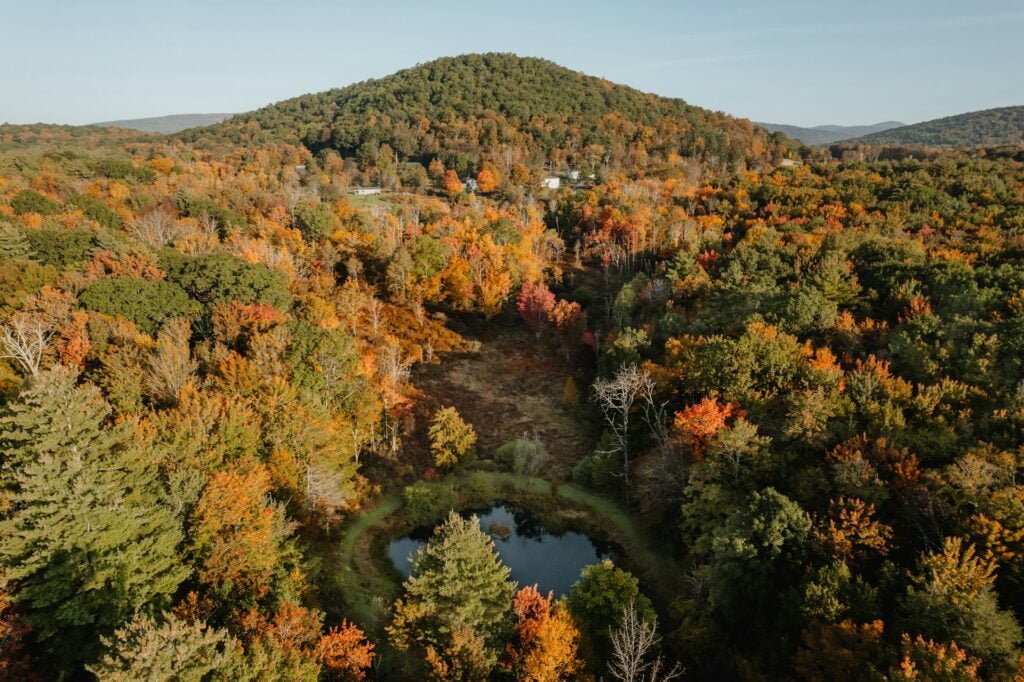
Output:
331,494,401,629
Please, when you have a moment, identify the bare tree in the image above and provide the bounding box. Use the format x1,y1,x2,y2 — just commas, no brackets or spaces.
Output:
144,318,197,405
0,313,53,377
368,297,384,333
130,210,180,247
304,463,353,524
377,343,413,453
609,603,683,682
592,364,655,487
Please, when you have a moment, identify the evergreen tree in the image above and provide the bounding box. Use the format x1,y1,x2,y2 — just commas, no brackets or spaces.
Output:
0,367,188,671
0,223,34,262
88,612,238,682
389,511,515,674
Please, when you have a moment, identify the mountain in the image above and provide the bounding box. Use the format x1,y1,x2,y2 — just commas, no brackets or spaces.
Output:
755,121,904,145
841,106,1024,147
95,113,234,134
179,53,787,170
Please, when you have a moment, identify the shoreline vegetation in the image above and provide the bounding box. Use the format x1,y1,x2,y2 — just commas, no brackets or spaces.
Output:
325,469,679,677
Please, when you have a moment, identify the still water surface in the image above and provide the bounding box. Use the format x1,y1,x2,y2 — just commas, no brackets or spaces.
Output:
387,503,610,596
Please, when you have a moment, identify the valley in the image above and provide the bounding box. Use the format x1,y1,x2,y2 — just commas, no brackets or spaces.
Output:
0,50,1023,682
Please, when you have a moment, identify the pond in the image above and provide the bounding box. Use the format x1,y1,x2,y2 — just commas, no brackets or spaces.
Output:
387,503,611,597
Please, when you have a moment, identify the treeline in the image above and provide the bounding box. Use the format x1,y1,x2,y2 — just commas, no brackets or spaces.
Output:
848,106,1024,148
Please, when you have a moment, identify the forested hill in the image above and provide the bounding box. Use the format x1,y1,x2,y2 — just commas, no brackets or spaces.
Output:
756,120,904,145
179,53,788,171
844,105,1024,147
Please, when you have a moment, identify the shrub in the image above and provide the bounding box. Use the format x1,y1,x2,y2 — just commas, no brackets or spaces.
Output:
23,228,96,268
495,438,549,475
403,482,456,527
161,251,292,310
11,189,60,216
79,278,198,335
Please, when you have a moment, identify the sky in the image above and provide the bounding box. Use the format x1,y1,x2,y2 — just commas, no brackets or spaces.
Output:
1,0,1022,128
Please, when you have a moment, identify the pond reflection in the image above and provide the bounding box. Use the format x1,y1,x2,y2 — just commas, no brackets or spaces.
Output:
387,503,611,596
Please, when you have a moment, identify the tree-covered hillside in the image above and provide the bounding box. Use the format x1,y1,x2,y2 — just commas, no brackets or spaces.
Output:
756,121,904,146
180,53,789,173
847,106,1024,147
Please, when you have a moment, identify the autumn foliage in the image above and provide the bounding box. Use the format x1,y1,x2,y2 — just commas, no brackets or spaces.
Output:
673,396,739,457
505,586,581,682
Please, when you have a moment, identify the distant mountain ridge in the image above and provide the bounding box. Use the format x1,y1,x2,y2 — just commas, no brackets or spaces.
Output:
843,106,1024,147
755,121,905,145
94,113,235,134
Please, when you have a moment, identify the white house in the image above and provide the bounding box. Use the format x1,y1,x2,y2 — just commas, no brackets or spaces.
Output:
541,176,561,190
350,186,382,196
464,178,480,192
567,170,581,181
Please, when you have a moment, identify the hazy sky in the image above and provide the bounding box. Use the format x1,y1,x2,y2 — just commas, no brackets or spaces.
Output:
2,0,1022,127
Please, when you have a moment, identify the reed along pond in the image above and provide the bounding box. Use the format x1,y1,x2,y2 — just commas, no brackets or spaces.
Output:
387,503,612,596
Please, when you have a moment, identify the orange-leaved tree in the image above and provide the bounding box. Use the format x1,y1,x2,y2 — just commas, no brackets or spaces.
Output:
505,585,581,682
673,396,739,458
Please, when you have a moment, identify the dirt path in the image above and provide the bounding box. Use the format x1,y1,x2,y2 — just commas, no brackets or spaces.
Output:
410,321,592,477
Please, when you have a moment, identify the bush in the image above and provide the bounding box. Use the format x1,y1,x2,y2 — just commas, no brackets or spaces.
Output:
68,193,123,229
11,189,60,216
572,441,620,491
79,278,198,335
494,438,549,475
161,251,292,310
92,158,156,183
403,482,456,526
23,228,96,268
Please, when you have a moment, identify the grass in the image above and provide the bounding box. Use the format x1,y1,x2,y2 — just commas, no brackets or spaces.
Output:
332,494,402,629
331,470,679,633
345,192,389,208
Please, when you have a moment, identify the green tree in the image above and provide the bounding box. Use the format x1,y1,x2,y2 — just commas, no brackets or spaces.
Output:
88,612,238,682
388,511,515,675
0,223,34,261
294,201,337,243
161,251,292,310
428,407,477,470
0,367,188,670
79,278,198,335
706,488,811,634
11,189,59,215
23,228,96,268
899,537,1022,672
568,560,654,654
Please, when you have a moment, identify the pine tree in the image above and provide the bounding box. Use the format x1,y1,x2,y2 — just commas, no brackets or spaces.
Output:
0,223,34,262
88,612,238,682
0,366,188,670
389,511,515,674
